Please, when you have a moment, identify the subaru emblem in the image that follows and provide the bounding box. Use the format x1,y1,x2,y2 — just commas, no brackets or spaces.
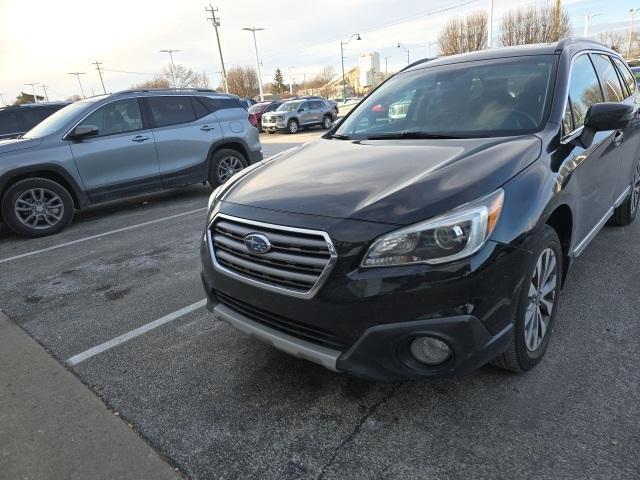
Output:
244,233,271,254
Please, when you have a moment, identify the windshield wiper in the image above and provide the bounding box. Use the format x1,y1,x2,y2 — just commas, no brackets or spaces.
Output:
330,134,352,140
366,131,464,140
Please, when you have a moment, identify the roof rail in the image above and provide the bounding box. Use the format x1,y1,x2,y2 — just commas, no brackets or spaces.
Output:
554,36,608,53
398,57,437,72
113,88,219,95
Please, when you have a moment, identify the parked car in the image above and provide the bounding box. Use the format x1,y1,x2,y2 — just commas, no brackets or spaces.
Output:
0,102,69,140
248,101,282,131
0,89,261,237
239,98,258,109
630,66,640,87
261,99,336,134
201,39,640,381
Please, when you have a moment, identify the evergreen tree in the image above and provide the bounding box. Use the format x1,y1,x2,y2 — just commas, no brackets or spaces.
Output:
271,68,287,95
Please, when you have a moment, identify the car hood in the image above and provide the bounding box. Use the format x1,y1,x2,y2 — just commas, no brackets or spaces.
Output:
0,137,43,156
223,136,542,226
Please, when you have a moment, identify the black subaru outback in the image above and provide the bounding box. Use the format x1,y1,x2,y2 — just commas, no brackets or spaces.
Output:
201,38,640,381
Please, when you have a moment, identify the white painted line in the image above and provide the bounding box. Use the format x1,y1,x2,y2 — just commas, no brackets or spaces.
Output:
0,207,207,265
65,299,207,366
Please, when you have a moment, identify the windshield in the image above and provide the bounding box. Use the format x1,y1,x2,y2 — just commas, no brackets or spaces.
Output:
277,102,302,112
336,55,556,139
22,101,93,139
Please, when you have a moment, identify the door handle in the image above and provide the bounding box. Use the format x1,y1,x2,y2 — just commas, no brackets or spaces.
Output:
132,135,150,142
200,125,216,132
613,130,624,147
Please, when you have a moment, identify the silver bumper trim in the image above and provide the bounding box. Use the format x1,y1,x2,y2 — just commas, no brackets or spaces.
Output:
213,303,341,371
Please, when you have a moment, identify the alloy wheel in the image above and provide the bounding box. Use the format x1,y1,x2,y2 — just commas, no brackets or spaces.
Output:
631,161,640,215
218,156,243,183
14,188,64,230
289,121,298,133
524,248,558,352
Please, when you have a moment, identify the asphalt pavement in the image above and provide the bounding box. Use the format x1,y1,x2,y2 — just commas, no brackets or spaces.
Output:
1,129,638,479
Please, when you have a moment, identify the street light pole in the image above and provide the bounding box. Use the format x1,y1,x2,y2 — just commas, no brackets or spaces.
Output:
340,33,361,103
160,49,180,88
384,56,391,77
488,0,494,48
583,13,602,36
67,73,86,99
628,9,638,59
242,27,265,101
25,83,40,103
397,43,410,65
288,66,294,95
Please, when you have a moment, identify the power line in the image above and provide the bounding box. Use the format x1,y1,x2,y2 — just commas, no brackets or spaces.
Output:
93,60,107,94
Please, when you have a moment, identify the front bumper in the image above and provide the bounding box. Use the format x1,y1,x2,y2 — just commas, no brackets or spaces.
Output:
200,205,531,382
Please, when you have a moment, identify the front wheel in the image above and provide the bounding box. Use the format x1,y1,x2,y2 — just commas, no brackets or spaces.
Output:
287,119,299,134
1,178,74,238
611,161,640,226
492,225,563,372
209,149,248,187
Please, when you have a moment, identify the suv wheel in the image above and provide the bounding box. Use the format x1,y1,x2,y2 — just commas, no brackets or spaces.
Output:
492,225,562,372
209,149,247,186
287,119,299,134
611,160,640,226
322,115,333,129
1,178,74,238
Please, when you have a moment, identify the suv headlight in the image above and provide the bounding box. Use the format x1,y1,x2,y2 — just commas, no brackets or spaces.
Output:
361,189,504,267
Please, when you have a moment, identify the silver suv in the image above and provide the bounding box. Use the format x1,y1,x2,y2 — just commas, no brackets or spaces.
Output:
0,89,261,238
262,98,336,134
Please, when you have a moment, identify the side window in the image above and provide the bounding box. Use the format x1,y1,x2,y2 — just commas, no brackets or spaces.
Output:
567,55,604,131
310,101,323,110
0,111,21,135
265,103,278,112
299,102,310,111
19,109,46,130
197,96,241,113
591,54,625,102
147,96,195,127
191,97,210,119
612,57,636,96
81,98,143,136
562,100,574,135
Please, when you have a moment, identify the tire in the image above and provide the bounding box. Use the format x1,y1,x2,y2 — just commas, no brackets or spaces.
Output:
1,177,74,238
209,148,248,187
492,225,563,372
322,115,333,129
287,119,299,134
611,160,640,226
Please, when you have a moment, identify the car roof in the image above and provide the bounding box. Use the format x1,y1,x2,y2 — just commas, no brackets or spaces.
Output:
402,38,617,73
105,88,239,100
0,101,69,111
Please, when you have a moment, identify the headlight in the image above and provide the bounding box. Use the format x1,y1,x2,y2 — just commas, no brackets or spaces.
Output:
207,186,222,210
361,189,504,267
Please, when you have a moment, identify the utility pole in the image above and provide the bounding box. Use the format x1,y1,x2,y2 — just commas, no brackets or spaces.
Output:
341,33,361,103
384,56,391,77
397,43,410,65
24,83,40,103
288,66,294,95
40,84,50,102
205,4,228,93
67,72,86,99
0,93,6,106
160,49,180,88
92,60,107,94
487,0,494,48
629,9,639,59
242,27,265,101
554,0,561,39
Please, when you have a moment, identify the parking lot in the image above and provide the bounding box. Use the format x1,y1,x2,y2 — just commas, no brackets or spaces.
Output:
1,128,639,480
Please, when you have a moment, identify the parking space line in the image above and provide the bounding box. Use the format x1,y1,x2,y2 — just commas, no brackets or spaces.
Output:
0,207,207,265
65,299,207,366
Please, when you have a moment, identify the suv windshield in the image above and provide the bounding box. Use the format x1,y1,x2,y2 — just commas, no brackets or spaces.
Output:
22,101,94,139
277,102,302,112
336,55,556,139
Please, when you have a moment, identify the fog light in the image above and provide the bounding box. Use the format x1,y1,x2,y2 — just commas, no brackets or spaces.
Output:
410,336,451,365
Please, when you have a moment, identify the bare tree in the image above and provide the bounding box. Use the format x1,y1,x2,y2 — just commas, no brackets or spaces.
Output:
599,31,640,59
225,66,259,98
438,11,488,56
161,64,209,88
499,3,571,47
131,78,172,89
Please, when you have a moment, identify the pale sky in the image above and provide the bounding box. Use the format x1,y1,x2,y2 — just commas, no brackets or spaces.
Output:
0,0,638,103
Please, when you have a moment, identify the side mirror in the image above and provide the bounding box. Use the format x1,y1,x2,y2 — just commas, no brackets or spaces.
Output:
573,103,633,148
70,124,99,140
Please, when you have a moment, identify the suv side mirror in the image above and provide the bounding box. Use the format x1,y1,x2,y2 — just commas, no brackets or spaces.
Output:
573,103,633,148
70,124,99,140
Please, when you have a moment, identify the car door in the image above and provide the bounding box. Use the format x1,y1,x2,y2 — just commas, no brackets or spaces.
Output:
146,95,222,188
610,55,640,199
298,102,312,125
561,53,619,251
69,97,161,203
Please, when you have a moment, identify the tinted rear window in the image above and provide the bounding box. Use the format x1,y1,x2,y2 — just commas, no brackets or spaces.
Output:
0,111,21,135
197,96,242,113
148,96,196,127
